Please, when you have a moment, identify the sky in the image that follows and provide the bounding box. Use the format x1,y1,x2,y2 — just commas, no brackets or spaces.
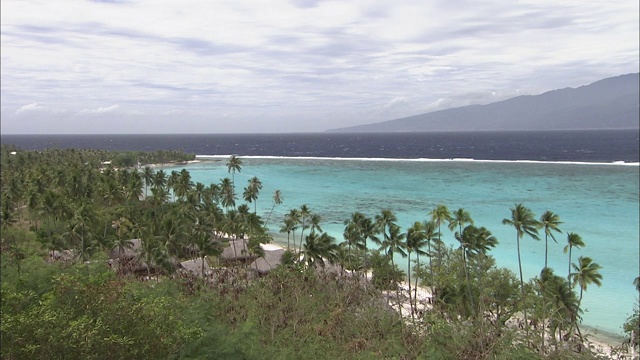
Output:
1,0,638,134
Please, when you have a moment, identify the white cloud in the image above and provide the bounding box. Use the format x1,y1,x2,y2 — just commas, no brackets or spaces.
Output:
76,105,121,115
1,0,638,133
15,103,43,114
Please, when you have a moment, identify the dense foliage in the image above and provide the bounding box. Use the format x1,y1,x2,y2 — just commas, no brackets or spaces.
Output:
1,144,634,359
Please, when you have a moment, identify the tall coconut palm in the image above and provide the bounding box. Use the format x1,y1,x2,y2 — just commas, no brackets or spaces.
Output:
406,221,428,316
540,211,562,269
245,176,262,214
570,256,603,308
539,210,562,352
220,178,236,210
280,216,295,250
142,166,154,198
299,205,311,246
563,233,585,281
449,208,474,235
379,223,407,315
226,155,242,192
455,225,477,312
503,203,540,336
430,205,451,295
430,205,451,243
421,220,439,304
286,208,301,251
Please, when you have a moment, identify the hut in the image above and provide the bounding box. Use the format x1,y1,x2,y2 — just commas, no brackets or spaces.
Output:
219,239,254,264
108,239,142,260
179,257,210,277
249,245,285,275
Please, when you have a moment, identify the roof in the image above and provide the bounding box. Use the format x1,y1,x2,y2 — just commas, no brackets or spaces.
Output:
249,247,285,274
108,239,142,260
179,257,209,277
219,239,253,261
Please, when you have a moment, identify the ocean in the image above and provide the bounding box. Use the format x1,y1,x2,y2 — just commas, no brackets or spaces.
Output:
2,130,639,336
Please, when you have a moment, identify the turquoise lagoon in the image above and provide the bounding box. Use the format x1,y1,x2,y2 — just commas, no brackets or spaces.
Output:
162,156,639,335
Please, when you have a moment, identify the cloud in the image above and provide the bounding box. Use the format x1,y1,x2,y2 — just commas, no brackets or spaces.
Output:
15,103,44,115
0,0,638,133
76,105,121,115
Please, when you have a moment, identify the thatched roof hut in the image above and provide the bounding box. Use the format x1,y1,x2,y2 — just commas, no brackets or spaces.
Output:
179,257,209,277
219,239,253,263
249,247,285,275
108,239,142,260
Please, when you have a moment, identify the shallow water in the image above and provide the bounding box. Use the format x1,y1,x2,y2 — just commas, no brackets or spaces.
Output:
162,156,639,335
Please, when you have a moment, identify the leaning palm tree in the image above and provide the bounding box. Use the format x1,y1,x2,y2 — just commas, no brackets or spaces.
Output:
570,256,603,308
563,232,585,281
540,211,562,269
503,203,540,336
264,189,282,227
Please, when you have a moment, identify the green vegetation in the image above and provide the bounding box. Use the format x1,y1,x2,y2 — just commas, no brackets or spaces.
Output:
1,144,634,359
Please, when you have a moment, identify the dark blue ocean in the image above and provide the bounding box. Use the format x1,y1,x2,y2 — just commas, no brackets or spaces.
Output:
2,130,639,162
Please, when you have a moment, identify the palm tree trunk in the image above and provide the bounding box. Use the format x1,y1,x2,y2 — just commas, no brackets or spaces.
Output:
414,252,420,312
567,247,572,281
463,251,474,313
516,236,529,338
407,251,413,319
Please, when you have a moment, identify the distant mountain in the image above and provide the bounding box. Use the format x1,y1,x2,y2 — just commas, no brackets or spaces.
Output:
328,73,639,132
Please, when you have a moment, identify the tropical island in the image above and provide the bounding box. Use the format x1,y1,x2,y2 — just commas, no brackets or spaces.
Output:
1,144,638,359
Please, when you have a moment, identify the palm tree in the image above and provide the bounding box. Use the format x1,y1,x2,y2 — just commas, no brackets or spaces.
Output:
301,231,337,269
245,176,262,214
379,223,407,315
455,225,479,313
406,221,427,317
539,210,562,353
430,205,451,242
430,205,451,296
543,268,582,348
309,213,322,234
502,203,540,335
570,256,603,308
220,178,236,210
449,208,473,235
342,213,368,273
421,220,439,304
280,217,295,250
142,166,154,198
540,211,562,269
563,232,585,281
264,189,282,227
299,205,311,246
226,155,242,193
286,208,301,251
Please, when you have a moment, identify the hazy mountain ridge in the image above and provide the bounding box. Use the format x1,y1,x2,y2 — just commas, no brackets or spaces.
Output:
328,73,639,132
